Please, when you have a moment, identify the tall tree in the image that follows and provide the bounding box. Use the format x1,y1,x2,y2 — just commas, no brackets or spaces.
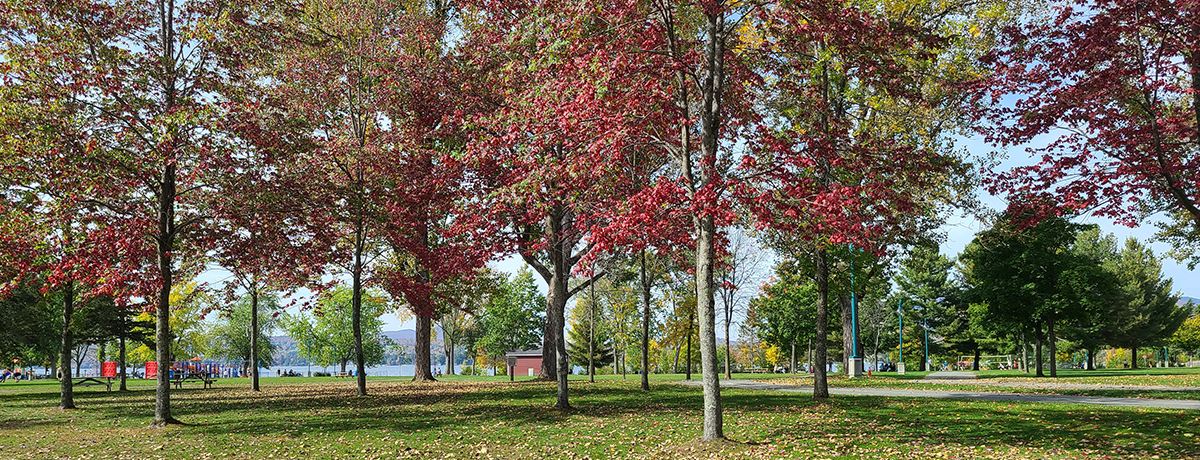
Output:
977,0,1200,264
716,231,767,379
1104,238,1189,368
474,267,545,371
281,286,390,374
201,293,281,377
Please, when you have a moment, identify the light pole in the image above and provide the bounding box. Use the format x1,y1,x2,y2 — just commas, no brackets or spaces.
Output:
847,247,863,378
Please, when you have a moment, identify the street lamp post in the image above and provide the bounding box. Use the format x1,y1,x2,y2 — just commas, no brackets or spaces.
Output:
847,247,864,378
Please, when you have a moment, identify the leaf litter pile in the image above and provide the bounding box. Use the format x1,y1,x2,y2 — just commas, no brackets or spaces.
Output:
0,378,1196,459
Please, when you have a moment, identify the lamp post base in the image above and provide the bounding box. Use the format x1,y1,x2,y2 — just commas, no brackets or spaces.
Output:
897,362,906,375
847,358,864,378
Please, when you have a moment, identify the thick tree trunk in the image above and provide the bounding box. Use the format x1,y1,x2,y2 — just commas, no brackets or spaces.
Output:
1130,346,1139,369
673,346,681,373
973,347,981,371
413,314,436,381
1048,320,1057,378
152,162,178,427
250,288,260,391
1086,348,1095,371
695,213,722,440
813,247,831,399
640,250,651,391
59,280,75,410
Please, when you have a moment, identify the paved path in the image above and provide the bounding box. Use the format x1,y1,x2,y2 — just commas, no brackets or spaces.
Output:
924,371,977,380
678,379,1200,410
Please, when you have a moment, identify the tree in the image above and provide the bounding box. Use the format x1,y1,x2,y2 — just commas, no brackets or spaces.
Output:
202,294,281,377
0,279,60,376
963,208,1113,377
893,244,962,370
474,268,545,370
976,0,1200,256
566,308,615,370
1104,238,1189,368
716,231,767,379
0,0,260,424
746,263,821,373
282,286,389,373
1171,312,1200,354
71,294,154,391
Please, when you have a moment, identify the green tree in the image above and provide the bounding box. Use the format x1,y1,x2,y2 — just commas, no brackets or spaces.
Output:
473,268,545,371
202,294,281,376
566,305,614,370
1104,238,1189,368
282,286,390,373
71,295,154,390
893,244,963,370
0,279,59,373
962,210,1106,377
746,261,829,373
1170,312,1200,354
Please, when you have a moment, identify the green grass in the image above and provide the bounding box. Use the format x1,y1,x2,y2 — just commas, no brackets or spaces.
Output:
1,376,1198,459
760,367,1200,400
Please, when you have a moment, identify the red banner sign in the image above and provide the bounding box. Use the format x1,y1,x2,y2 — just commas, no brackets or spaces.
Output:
101,362,117,378
145,361,158,379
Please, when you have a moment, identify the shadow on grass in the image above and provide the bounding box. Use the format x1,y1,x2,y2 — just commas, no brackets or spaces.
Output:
3,379,1198,457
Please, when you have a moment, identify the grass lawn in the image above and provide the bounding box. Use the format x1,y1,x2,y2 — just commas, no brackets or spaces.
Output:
1,375,1198,459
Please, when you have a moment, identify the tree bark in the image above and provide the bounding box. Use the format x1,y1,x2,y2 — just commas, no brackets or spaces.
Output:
351,231,367,396
589,280,595,383
695,212,722,440
724,314,732,379
1130,346,1139,369
1086,348,1095,371
973,347,981,371
640,250,651,391
445,331,455,376
59,280,75,410
813,248,830,399
118,332,127,391
412,314,436,381
250,287,260,391
152,161,178,427
1034,324,1045,377
841,295,853,372
1048,319,1058,378
686,308,693,380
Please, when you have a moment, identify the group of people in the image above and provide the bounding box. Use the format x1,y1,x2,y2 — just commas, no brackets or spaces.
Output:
1,368,31,382
276,369,303,377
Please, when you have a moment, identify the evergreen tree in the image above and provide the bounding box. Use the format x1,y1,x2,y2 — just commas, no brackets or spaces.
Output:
1104,238,1189,368
566,313,614,369
893,244,963,370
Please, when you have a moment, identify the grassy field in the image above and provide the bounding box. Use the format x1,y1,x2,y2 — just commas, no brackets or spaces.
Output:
762,367,1200,400
1,374,1198,459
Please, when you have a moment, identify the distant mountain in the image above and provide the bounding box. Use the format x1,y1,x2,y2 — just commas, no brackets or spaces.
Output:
271,328,447,366
1179,296,1199,307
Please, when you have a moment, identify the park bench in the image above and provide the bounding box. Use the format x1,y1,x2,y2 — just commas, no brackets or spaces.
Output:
745,368,769,374
172,372,217,389
72,377,113,392
333,371,351,378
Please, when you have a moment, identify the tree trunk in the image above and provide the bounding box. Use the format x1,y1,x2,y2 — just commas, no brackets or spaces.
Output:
640,250,651,391
119,333,127,391
840,295,853,372
1048,320,1057,378
724,315,732,379
1086,348,1095,371
588,281,595,383
351,243,367,395
694,211,722,440
686,309,693,380
152,161,178,427
1130,346,1139,369
59,280,75,410
790,342,796,375
1034,324,1045,377
412,314,436,381
445,332,455,376
973,347,981,371
813,247,831,399
673,346,681,373
250,287,260,391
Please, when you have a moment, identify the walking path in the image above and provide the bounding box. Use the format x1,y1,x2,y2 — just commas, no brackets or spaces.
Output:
678,379,1200,410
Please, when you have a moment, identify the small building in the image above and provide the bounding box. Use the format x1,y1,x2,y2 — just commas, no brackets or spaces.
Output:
505,348,543,377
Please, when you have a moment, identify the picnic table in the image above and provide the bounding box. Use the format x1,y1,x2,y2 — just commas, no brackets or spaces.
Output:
72,377,113,391
172,371,217,389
